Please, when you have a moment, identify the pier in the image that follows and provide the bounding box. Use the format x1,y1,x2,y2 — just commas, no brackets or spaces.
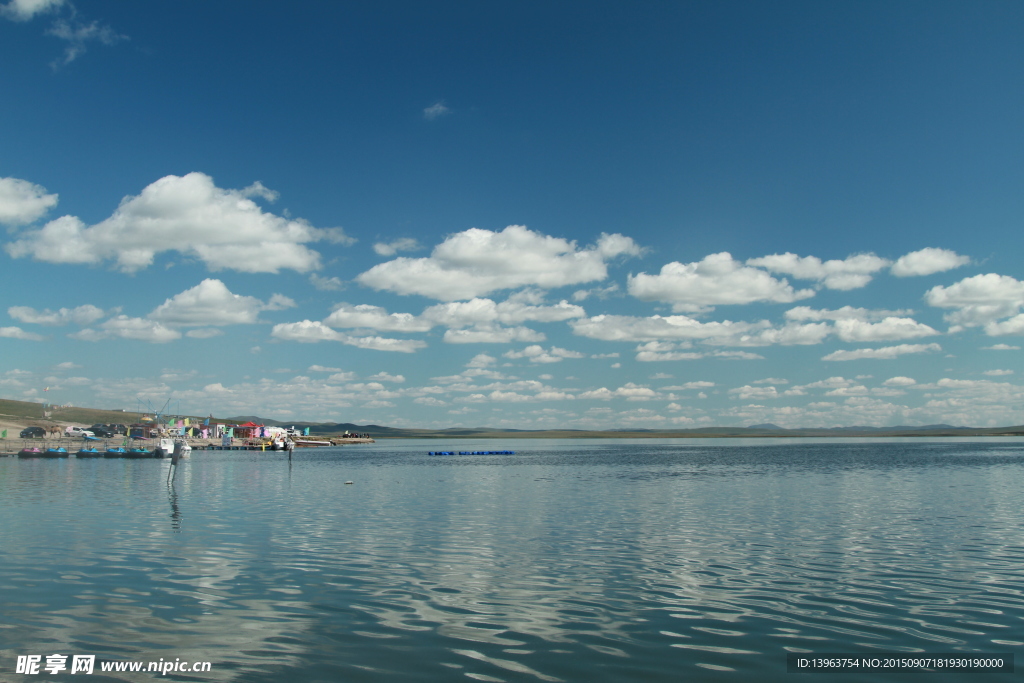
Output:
0,436,374,456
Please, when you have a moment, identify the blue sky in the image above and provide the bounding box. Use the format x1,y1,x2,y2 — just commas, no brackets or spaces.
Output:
2,0,1023,428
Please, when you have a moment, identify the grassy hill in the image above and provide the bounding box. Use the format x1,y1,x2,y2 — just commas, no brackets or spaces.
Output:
3,396,1023,438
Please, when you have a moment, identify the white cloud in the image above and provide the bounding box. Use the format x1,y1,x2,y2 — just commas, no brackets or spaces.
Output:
8,304,105,326
752,377,787,384
882,376,917,386
356,226,640,300
1,0,62,21
423,102,451,120
890,248,969,277
72,316,181,343
367,372,406,383
661,381,715,390
925,273,1024,330
833,317,938,342
578,383,658,401
747,252,890,290
47,17,125,66
822,343,942,361
149,279,293,326
308,365,342,372
442,324,545,344
983,344,1020,351
270,321,426,353
423,296,585,327
0,177,58,225
571,283,619,302
309,274,345,291
629,252,814,312
373,238,421,256
503,345,585,363
6,173,350,273
632,341,764,361
785,305,912,322
466,353,496,368
0,326,45,341
571,313,760,342
185,328,223,338
324,303,434,332
983,369,1014,376
729,385,781,400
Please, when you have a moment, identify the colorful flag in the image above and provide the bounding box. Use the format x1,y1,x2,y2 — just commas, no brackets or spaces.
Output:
1,429,6,439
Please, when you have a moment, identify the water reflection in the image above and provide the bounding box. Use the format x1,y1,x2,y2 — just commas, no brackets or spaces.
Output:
0,441,1023,682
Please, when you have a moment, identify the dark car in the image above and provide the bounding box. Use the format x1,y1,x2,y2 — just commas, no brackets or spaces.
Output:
89,424,115,438
110,424,128,435
20,426,46,438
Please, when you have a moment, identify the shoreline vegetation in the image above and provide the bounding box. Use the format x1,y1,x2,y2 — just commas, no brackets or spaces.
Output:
2,397,1023,440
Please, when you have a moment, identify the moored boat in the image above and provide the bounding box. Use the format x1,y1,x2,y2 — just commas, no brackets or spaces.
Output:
42,447,69,457
76,447,103,457
18,447,44,457
126,447,152,458
104,447,128,458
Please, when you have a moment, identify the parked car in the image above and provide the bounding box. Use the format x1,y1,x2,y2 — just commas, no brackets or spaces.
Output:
65,426,95,438
89,424,115,438
110,424,128,435
20,426,46,438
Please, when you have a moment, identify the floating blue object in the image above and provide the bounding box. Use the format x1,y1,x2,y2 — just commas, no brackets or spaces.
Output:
428,450,515,456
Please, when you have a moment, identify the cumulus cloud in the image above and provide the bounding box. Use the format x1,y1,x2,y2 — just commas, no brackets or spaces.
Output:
149,279,294,326
1,0,62,21
5,173,350,273
373,238,421,256
571,314,828,347
423,102,451,120
423,295,585,327
270,321,426,352
747,252,891,290
309,274,345,291
442,324,545,344
629,252,814,312
983,344,1020,351
72,316,182,343
925,273,1024,332
633,341,764,361
0,177,58,225
324,303,434,332
578,383,659,401
503,345,585,363
356,226,640,300
785,306,912,322
833,317,939,342
571,313,761,342
8,304,105,326
185,328,223,339
822,343,942,361
890,248,969,277
983,369,1013,376
0,326,45,341
882,376,917,386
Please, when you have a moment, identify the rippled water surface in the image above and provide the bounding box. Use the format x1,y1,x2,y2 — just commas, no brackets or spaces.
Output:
2,438,1024,682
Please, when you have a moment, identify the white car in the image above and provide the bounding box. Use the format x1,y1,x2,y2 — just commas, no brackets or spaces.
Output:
65,426,95,438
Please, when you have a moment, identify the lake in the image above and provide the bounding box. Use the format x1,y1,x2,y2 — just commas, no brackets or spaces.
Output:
1,438,1023,682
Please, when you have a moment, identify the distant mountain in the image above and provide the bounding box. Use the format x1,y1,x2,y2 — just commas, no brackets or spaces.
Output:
748,423,783,430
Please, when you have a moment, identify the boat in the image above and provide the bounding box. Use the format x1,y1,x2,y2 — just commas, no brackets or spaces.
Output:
76,447,103,458
104,447,128,458
42,447,69,458
125,447,153,458
154,438,175,458
18,447,44,457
